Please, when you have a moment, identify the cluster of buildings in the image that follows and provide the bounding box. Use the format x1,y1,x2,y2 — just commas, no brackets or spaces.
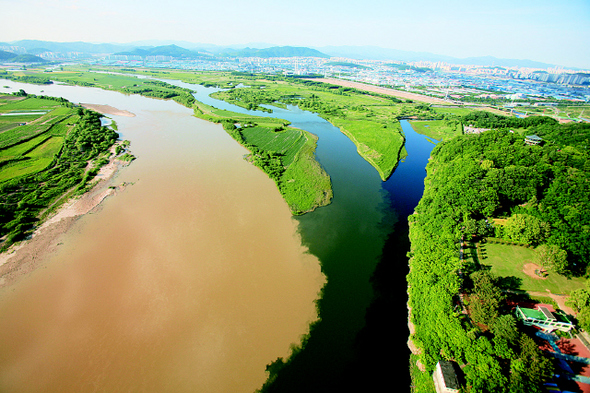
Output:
88,54,589,105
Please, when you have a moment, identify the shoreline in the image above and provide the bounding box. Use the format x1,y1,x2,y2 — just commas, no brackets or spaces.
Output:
0,154,130,289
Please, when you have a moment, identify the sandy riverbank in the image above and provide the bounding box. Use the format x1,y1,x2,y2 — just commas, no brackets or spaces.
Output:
310,78,451,105
0,156,130,289
81,103,136,117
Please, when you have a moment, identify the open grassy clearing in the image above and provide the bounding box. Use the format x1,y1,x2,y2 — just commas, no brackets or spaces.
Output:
409,120,463,141
471,242,586,294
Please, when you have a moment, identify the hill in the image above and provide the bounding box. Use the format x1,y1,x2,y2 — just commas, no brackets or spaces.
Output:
114,44,204,59
318,45,555,69
0,51,45,63
7,40,133,54
221,46,330,58
0,50,17,61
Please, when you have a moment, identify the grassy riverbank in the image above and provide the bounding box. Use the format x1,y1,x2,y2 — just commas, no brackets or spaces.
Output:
0,92,121,250
207,76,408,180
78,67,413,180
193,99,332,214
3,68,334,214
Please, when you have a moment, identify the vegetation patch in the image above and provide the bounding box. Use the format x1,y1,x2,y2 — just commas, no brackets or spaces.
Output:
0,93,118,250
478,242,586,293
408,120,590,391
409,119,463,141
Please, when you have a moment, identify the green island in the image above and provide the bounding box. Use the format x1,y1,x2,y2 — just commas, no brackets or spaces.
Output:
3,66,590,392
0,91,127,250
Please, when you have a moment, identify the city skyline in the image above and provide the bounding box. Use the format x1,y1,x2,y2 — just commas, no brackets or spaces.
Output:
3,0,590,69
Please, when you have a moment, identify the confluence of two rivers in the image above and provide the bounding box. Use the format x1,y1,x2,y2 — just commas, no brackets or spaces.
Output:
0,79,435,392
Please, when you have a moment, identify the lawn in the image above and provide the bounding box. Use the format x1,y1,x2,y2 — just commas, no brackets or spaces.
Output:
478,242,586,294
409,120,463,141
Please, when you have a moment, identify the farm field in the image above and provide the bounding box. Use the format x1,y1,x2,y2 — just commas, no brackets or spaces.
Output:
0,93,119,249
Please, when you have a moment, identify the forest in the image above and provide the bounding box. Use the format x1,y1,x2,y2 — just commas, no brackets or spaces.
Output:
408,120,590,392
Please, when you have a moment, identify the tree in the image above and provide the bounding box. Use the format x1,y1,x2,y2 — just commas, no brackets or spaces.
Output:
566,282,590,331
535,244,569,275
509,335,554,393
491,314,518,343
503,214,550,245
469,271,505,328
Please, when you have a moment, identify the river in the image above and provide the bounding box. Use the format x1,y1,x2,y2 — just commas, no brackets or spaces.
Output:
0,79,437,392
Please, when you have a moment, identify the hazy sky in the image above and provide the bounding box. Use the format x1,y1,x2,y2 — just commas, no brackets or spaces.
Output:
3,0,590,68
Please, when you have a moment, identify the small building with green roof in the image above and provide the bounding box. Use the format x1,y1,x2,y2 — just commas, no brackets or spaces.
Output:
515,305,574,333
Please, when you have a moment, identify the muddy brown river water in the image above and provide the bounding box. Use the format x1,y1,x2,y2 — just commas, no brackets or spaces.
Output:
0,81,325,392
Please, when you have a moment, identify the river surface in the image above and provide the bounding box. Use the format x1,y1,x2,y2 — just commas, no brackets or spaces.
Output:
0,78,437,392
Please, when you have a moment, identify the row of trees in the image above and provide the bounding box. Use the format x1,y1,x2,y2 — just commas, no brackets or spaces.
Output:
462,111,558,129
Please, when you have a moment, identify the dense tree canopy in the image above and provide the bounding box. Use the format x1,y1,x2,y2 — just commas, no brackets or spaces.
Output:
408,122,588,391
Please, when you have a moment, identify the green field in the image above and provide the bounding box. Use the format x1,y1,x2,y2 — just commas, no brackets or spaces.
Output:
0,96,77,183
7,67,465,213
0,94,119,249
0,99,73,149
409,119,463,141
475,242,586,294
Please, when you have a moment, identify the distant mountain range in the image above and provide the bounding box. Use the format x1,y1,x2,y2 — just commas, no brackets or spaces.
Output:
218,46,329,58
0,39,561,69
113,44,329,59
115,44,204,59
316,45,556,69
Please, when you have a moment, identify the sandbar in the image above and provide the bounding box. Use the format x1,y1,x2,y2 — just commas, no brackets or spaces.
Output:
81,103,136,117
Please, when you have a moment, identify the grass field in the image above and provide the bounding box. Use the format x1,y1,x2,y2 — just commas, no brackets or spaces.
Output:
241,126,306,166
0,100,74,149
0,136,63,182
431,106,473,117
475,242,586,294
409,120,463,141
0,97,76,184
192,92,332,214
